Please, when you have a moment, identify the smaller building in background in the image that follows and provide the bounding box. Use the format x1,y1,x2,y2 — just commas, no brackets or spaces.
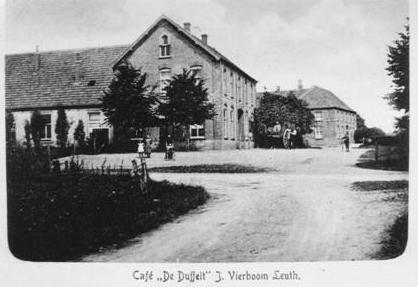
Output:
258,83,357,147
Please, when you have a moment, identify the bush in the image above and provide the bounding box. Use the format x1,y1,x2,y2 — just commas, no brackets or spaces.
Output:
8,173,209,261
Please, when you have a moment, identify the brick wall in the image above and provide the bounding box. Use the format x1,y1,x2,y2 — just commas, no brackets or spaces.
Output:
126,21,256,150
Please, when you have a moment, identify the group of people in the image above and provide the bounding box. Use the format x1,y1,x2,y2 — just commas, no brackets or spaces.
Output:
137,134,175,160
271,121,298,150
137,134,153,158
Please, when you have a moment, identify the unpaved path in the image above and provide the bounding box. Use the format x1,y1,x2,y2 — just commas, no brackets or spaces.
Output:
82,148,408,262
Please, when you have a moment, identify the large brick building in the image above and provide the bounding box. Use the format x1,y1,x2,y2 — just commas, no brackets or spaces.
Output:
258,84,357,147
6,15,257,150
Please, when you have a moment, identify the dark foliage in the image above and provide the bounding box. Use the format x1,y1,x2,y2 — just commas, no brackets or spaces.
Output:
102,61,158,149
385,20,409,114
6,110,16,147
73,120,86,148
30,110,44,152
158,69,216,140
55,107,69,151
24,120,31,149
354,126,386,144
8,173,209,261
253,92,313,148
356,114,366,130
374,212,408,260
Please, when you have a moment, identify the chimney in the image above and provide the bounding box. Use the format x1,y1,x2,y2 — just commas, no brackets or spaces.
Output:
201,34,208,44
184,22,191,32
297,79,303,90
33,45,40,71
74,52,82,83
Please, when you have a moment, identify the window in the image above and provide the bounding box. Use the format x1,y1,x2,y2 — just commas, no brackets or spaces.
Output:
159,68,171,93
314,126,323,139
159,35,171,58
230,107,235,139
314,111,323,121
190,65,202,84
223,69,228,96
40,114,52,140
230,72,234,97
190,124,205,139
88,112,101,122
223,107,228,138
238,77,241,102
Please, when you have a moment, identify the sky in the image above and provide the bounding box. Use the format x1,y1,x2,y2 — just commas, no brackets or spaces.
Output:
4,0,409,133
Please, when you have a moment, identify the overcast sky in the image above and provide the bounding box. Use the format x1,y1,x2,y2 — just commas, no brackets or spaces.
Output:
4,0,409,132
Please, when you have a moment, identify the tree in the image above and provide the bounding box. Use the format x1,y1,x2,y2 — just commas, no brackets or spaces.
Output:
102,62,158,145
55,107,69,151
73,120,86,148
6,110,16,147
30,110,44,152
158,69,216,140
254,92,313,134
354,126,385,144
356,114,366,130
385,20,409,131
24,120,31,149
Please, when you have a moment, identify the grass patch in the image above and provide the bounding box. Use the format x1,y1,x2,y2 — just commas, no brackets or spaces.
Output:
356,149,408,171
352,180,408,191
8,175,209,261
373,212,408,260
149,164,274,173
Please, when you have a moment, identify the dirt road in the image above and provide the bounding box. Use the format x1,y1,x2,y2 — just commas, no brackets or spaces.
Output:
82,148,408,262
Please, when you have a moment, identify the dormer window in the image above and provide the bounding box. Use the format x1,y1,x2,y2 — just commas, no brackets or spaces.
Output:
159,34,171,58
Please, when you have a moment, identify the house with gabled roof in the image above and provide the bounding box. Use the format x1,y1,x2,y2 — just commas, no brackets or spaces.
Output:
257,82,357,147
5,15,257,150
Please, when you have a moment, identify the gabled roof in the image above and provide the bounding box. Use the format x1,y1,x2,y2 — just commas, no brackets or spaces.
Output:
297,86,355,112
260,86,355,113
6,45,128,110
113,14,257,83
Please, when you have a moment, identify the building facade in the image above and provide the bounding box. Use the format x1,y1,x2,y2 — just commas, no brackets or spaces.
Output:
258,85,357,147
5,15,257,150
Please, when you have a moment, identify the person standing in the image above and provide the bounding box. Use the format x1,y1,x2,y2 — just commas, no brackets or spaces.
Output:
289,127,297,149
341,132,350,152
282,125,292,149
144,133,152,158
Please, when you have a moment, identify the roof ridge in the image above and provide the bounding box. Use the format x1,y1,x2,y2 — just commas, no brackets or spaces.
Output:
6,44,129,57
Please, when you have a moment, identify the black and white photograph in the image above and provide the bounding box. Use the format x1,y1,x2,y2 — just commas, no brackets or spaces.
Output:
1,0,416,286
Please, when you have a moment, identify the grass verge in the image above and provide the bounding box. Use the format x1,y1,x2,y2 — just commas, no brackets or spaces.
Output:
373,212,408,260
351,180,408,259
8,175,209,261
149,164,274,173
356,149,408,171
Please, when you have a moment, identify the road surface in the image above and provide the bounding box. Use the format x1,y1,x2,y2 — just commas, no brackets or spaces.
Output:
82,148,408,262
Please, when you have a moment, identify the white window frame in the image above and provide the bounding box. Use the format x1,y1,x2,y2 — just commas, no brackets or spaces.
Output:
190,65,202,84
40,113,52,140
159,68,171,94
88,111,101,122
159,34,171,58
189,124,205,139
314,111,323,121
314,125,323,139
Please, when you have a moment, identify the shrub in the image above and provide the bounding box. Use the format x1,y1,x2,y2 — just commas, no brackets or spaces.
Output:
8,173,209,261
55,107,69,151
